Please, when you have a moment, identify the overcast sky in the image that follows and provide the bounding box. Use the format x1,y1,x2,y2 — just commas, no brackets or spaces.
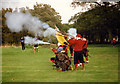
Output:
1,0,83,23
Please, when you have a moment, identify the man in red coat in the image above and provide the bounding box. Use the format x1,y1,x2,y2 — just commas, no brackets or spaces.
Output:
68,34,85,70
112,38,116,47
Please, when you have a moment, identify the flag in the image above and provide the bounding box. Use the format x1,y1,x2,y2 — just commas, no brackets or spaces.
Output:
56,32,68,45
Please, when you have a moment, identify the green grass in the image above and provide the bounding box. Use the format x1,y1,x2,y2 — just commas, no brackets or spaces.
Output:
2,45,118,82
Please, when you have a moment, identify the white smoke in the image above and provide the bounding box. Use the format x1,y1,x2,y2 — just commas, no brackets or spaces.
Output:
67,28,77,37
5,12,42,33
42,23,50,29
24,36,50,45
5,11,56,38
44,27,56,37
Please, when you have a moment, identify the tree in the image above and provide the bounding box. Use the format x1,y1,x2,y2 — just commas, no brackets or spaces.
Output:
70,1,120,43
28,3,67,43
29,3,63,29
1,8,32,45
1,3,63,45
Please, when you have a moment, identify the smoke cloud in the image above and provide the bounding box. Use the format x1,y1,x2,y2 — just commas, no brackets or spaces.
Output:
24,36,50,45
5,11,79,44
67,28,77,37
43,27,56,37
5,11,56,37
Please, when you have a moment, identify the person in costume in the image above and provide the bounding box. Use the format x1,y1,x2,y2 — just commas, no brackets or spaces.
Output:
34,37,39,53
112,38,116,47
68,34,85,70
20,37,25,50
82,36,89,63
68,37,74,58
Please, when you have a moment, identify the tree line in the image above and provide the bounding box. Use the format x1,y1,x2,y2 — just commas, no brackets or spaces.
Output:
70,1,120,44
1,3,70,45
0,2,120,45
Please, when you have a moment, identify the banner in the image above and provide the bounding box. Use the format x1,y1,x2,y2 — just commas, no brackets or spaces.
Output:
56,32,68,46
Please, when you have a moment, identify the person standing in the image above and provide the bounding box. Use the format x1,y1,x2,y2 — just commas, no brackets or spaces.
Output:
68,37,74,58
112,38,116,47
34,37,39,53
20,37,25,50
68,34,85,70
82,36,89,63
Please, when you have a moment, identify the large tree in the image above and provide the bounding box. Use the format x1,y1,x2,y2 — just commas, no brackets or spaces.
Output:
29,3,63,29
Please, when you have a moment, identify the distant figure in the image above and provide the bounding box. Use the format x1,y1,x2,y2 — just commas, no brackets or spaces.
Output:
112,38,116,47
20,37,25,50
34,37,39,53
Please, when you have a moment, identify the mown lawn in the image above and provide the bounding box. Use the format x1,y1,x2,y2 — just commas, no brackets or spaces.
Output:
2,45,118,82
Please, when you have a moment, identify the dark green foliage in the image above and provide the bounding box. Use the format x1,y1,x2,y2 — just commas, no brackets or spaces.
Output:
29,3,63,29
70,1,120,43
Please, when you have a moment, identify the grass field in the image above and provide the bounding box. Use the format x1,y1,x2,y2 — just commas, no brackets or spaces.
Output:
2,45,119,82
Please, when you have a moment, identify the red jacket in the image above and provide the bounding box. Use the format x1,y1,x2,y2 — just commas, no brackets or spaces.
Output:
52,49,56,53
68,38,84,51
62,45,68,55
113,39,116,43
68,38,74,46
83,39,88,49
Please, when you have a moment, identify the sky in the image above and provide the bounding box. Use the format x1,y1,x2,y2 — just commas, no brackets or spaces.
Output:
1,0,83,23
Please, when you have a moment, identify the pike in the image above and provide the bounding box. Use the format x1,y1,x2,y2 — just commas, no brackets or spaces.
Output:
55,25,75,38
55,26,91,58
